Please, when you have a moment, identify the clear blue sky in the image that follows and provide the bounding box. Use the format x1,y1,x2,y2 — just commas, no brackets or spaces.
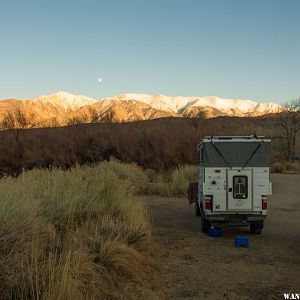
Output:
0,0,299,103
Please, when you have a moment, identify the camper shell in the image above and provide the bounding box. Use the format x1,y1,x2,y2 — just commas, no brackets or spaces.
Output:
189,135,272,234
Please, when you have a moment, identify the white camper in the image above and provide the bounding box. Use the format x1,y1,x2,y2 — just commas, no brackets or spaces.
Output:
188,136,272,234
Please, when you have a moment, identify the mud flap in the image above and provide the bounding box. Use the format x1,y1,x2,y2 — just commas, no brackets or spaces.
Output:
187,182,198,205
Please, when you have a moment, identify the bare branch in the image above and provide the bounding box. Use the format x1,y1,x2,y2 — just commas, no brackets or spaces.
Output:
275,98,300,161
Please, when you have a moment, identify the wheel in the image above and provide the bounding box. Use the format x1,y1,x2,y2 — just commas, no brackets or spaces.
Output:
195,201,201,216
201,217,210,233
250,223,263,234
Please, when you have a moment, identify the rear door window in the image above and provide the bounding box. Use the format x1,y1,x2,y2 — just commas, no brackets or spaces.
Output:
233,176,248,199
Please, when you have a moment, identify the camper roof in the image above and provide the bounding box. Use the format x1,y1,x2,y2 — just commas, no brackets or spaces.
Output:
198,136,271,168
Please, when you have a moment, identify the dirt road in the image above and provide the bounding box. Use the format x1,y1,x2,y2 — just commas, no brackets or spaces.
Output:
144,174,300,299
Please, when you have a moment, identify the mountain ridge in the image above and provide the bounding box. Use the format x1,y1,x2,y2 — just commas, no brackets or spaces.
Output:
0,91,282,129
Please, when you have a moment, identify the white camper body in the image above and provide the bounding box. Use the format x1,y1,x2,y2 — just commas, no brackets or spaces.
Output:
194,136,272,234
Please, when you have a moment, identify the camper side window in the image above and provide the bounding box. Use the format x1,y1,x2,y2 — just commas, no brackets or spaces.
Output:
233,176,248,199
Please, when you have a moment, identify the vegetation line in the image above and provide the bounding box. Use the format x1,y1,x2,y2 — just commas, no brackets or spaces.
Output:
0,162,158,299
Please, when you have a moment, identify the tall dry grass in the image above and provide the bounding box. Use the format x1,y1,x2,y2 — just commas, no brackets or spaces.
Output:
100,159,149,194
0,164,155,300
99,159,198,197
145,165,198,197
271,161,300,173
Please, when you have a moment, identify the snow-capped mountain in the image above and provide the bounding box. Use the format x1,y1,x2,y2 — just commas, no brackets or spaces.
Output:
35,91,98,110
0,91,282,129
111,93,281,116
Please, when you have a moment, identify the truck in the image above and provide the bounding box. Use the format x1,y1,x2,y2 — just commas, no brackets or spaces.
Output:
188,135,272,234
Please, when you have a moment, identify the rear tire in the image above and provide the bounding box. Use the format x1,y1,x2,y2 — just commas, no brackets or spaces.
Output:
250,223,263,234
195,201,201,216
201,217,210,233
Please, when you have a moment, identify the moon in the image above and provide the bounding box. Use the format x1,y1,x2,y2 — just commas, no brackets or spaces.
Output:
97,77,102,83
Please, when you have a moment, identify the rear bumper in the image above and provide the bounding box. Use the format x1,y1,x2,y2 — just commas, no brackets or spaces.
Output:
207,214,266,226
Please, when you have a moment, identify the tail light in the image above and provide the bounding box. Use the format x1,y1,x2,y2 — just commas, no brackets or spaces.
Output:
262,196,267,210
205,196,212,211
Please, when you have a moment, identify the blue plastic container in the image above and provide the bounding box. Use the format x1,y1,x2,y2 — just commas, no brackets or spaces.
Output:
235,235,249,248
208,227,223,237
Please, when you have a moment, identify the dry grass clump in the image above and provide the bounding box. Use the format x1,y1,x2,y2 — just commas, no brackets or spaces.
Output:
170,165,198,195
284,162,300,173
271,162,284,173
98,160,198,197
271,161,300,173
0,164,155,299
145,165,198,197
100,159,149,194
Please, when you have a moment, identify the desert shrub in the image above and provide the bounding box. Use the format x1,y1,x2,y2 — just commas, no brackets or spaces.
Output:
144,168,157,182
145,182,174,197
145,165,198,197
1,116,288,176
271,161,300,173
272,162,284,173
170,165,198,196
0,163,155,299
285,162,300,173
98,160,199,197
100,159,149,194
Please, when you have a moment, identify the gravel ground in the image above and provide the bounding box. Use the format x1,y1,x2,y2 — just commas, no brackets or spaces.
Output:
144,174,300,300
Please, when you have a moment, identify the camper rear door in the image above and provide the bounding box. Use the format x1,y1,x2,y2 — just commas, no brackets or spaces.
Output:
227,169,253,211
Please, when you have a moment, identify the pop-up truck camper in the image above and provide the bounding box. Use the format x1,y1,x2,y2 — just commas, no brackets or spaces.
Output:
188,136,272,234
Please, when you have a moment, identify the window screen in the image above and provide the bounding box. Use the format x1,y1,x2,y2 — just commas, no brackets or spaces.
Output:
233,176,248,199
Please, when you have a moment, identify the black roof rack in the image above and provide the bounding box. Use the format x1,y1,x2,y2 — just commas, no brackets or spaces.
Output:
204,135,265,140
